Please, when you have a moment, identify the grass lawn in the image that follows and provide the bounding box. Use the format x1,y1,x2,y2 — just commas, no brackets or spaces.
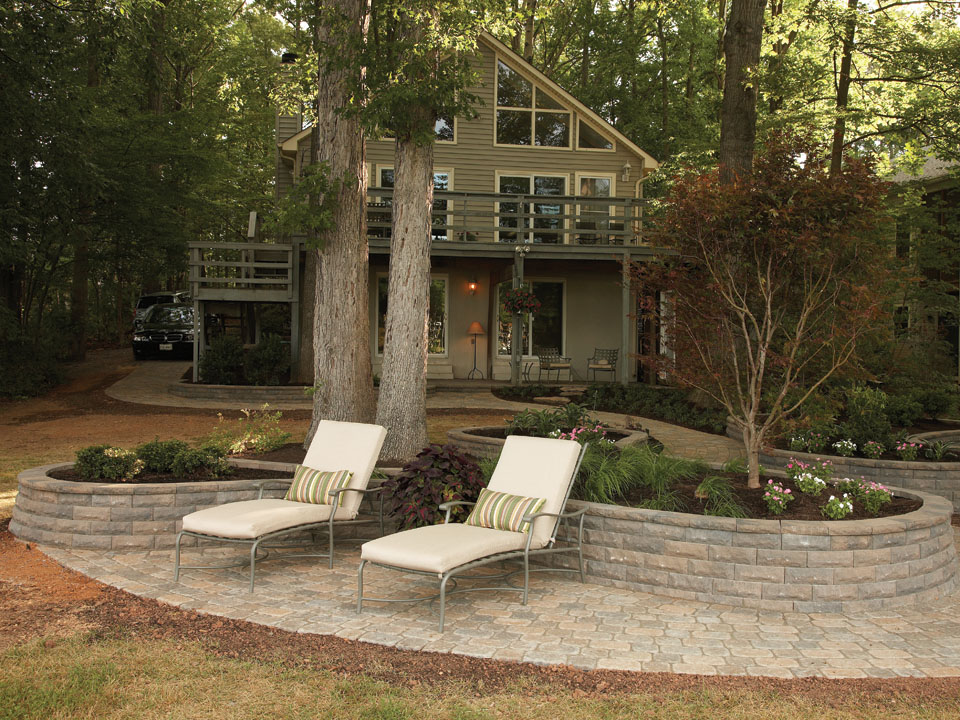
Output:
3,635,958,720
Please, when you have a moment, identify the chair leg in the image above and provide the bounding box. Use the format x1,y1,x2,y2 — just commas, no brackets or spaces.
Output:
522,554,530,605
357,559,366,613
328,515,335,569
249,540,259,592
439,572,452,633
174,531,183,582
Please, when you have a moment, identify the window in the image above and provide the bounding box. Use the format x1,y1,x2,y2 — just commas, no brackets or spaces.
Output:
371,167,452,240
495,60,570,148
575,173,615,241
497,174,567,244
435,115,455,143
377,275,448,355
577,120,614,151
497,280,564,356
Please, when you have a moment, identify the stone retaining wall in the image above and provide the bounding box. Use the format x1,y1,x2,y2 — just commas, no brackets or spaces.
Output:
168,383,309,403
10,459,298,551
545,490,958,613
447,426,649,460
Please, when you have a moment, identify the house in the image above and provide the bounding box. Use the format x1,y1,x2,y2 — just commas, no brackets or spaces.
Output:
890,156,960,382
189,33,661,383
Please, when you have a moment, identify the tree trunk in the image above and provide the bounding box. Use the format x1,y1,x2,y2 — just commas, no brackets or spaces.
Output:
742,423,762,489
830,0,858,176
718,0,765,183
304,0,376,446
375,132,434,463
296,250,317,384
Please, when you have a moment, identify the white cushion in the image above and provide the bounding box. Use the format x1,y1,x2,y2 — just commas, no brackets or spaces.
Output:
302,420,387,518
361,523,528,574
182,499,352,539
486,435,581,549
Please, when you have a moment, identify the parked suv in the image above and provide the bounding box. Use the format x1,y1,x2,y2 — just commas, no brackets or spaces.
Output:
132,303,195,359
134,290,190,328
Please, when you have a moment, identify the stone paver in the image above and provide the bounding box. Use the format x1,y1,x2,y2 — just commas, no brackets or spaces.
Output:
42,539,960,679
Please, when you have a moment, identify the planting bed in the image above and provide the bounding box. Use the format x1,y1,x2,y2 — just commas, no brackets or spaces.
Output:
447,425,648,460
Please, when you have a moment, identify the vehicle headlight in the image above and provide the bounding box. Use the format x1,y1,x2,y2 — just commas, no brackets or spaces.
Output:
133,335,149,343
183,332,194,341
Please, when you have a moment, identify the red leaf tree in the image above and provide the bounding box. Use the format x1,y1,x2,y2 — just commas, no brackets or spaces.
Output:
635,136,895,488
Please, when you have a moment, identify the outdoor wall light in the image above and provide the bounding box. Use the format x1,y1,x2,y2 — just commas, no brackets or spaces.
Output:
621,161,632,182
467,278,478,295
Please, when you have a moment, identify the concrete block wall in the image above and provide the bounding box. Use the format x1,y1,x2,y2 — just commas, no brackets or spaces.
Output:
546,490,958,613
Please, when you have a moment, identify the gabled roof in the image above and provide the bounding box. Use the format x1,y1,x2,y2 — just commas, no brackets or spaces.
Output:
478,33,658,170
280,33,660,171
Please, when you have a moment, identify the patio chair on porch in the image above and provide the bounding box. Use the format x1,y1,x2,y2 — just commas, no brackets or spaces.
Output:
357,435,588,632
536,347,572,381
174,420,387,591
587,348,618,381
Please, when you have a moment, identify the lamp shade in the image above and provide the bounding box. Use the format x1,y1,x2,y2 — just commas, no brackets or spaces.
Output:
467,321,485,336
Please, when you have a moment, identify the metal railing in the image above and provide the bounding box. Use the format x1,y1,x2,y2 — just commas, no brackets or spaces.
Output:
366,188,647,246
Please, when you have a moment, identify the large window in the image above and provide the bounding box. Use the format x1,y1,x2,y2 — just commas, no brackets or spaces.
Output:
575,174,614,239
577,120,614,151
372,167,452,240
497,280,564,356
377,276,448,355
495,61,570,148
497,174,566,244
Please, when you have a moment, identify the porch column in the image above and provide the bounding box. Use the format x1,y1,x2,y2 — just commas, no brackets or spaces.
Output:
619,251,630,383
510,246,525,385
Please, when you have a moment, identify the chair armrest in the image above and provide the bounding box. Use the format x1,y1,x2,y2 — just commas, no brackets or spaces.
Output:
440,500,476,523
522,506,588,523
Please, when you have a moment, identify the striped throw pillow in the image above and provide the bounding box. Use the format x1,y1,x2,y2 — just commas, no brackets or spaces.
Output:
284,465,353,506
465,488,546,534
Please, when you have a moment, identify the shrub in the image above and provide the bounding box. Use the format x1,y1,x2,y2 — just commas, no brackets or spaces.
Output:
204,404,291,455
135,438,190,473
763,480,793,515
861,441,884,459
170,447,230,478
884,394,923,428
862,481,893,515
494,383,552,401
895,441,923,461
198,335,244,385
821,494,854,520
913,387,956,418
505,403,599,438
840,386,891,448
381,445,485,530
74,445,143,481
580,383,726,434
832,439,856,457
244,334,290,386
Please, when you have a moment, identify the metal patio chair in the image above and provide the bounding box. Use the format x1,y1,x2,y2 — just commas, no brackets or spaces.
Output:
587,348,618,381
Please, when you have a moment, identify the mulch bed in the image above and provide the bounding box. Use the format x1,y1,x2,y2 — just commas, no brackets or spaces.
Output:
3,519,960,702
46,466,293,485
621,475,923,521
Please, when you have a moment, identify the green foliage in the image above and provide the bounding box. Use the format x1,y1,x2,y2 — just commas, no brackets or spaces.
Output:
170,446,230,478
74,446,143,482
574,444,649,505
580,383,726,434
0,311,65,398
505,404,598,438
821,494,854,520
265,163,343,243
135,439,190,474
381,445,484,530
631,445,704,512
199,335,245,385
883,394,923,429
841,386,892,448
694,476,749,518
493,384,552,401
203,404,291,455
244,334,290,386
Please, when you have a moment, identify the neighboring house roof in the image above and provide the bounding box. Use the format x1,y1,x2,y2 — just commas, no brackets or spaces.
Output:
280,32,658,170
889,156,958,188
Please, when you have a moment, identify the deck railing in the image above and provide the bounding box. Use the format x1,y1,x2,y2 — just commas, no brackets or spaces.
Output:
188,242,295,302
366,188,647,246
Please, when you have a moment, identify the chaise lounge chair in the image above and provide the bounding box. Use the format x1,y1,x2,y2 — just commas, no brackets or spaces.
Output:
357,435,588,631
174,420,387,591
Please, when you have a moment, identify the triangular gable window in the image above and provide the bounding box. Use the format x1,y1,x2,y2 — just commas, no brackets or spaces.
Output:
495,60,570,148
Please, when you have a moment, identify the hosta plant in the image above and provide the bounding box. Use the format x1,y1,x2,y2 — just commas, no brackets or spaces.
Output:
382,445,485,530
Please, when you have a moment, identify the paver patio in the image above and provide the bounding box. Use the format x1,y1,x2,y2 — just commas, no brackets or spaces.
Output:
43,538,960,679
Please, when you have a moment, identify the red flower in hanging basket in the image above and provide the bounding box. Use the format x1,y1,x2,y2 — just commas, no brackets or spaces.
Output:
503,287,541,316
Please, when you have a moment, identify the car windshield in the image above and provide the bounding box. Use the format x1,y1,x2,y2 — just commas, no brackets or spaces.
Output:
137,295,174,309
146,306,193,325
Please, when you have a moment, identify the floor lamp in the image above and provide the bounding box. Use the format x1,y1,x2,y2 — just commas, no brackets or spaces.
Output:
467,321,485,379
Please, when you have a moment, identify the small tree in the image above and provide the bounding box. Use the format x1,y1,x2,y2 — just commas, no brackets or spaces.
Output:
636,135,895,488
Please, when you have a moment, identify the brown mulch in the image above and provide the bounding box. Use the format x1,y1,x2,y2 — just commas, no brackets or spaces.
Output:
3,520,960,703
47,466,293,485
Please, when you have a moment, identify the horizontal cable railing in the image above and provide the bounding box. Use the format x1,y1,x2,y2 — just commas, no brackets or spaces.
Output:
366,188,648,246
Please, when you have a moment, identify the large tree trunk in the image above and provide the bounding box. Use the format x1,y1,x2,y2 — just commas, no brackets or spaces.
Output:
375,132,434,463
718,0,765,183
304,0,376,446
829,0,858,176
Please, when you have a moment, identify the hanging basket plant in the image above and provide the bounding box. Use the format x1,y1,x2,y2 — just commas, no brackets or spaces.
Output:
503,287,541,316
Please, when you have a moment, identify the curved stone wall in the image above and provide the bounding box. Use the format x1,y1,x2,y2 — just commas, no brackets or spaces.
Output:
168,383,309,404
547,490,958,613
447,426,649,460
10,459,296,551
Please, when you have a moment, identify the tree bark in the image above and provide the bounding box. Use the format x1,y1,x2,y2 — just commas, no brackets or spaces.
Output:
830,0,858,176
304,0,376,446
718,0,765,183
375,129,434,463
